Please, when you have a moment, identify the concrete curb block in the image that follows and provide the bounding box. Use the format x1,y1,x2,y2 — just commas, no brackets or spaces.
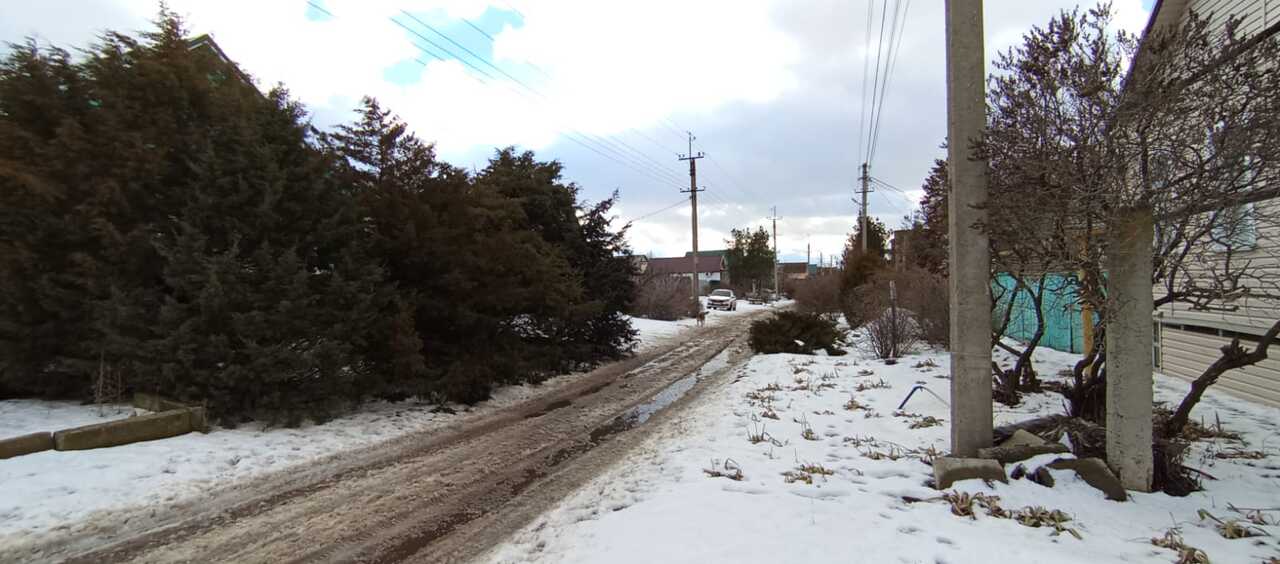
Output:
53,409,193,451
0,432,55,459
132,392,190,413
933,457,1008,489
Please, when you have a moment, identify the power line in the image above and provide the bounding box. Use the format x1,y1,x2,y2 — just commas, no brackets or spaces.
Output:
625,198,688,223
869,0,912,165
313,4,727,201
404,6,747,199
392,11,688,186
857,0,874,166
865,0,891,164
461,18,495,42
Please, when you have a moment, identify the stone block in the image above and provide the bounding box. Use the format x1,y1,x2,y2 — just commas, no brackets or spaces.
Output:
999,429,1047,448
53,409,192,451
132,392,189,413
1048,457,1127,501
933,457,1008,490
0,432,55,459
977,443,1070,465
187,406,210,433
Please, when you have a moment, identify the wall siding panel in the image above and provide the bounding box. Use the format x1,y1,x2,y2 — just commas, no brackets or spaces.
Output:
1160,326,1280,407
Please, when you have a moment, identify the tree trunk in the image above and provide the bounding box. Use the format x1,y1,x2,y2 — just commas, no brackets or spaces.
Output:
1163,319,1280,437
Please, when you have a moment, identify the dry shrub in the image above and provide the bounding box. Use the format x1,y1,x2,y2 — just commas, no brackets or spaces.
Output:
861,307,921,359
895,268,949,346
793,273,844,319
844,268,948,348
629,275,699,321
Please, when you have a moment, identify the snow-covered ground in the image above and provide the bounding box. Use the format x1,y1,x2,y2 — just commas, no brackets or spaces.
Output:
487,338,1280,564
627,298,780,352
0,306,768,547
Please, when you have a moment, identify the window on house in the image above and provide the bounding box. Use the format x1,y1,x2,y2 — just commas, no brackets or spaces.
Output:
1204,122,1261,251
1152,322,1162,370
1210,202,1258,251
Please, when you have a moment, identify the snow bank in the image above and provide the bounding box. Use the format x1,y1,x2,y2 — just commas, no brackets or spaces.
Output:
487,343,1280,563
0,299,778,547
0,369,596,546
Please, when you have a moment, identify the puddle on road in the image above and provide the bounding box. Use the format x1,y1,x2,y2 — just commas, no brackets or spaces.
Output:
589,349,727,443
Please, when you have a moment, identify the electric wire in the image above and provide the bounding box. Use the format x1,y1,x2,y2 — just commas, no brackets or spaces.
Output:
392,10,688,186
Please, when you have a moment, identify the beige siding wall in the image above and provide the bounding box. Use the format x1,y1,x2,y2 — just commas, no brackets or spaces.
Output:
1153,198,1280,335
1187,0,1274,33
1160,324,1280,407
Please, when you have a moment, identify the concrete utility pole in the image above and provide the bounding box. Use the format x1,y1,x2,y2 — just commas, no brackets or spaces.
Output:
1106,209,1155,491
944,0,993,457
678,132,705,301
859,163,872,252
769,207,781,295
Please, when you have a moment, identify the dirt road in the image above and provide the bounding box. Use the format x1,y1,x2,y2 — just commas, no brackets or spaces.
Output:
52,311,764,564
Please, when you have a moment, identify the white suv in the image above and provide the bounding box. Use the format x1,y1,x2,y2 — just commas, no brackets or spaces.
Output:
706,289,737,311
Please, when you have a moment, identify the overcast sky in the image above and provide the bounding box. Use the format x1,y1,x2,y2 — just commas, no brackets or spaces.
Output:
2,0,1155,262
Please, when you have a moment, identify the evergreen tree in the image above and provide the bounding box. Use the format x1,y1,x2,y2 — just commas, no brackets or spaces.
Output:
840,217,888,292
327,106,588,403
726,227,775,291
915,159,949,274
1,10,390,420
0,40,100,396
477,148,636,371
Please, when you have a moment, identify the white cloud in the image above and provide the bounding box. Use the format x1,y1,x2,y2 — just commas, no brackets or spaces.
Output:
3,0,1154,262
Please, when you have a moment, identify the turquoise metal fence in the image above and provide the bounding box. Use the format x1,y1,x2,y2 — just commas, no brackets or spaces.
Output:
992,273,1083,354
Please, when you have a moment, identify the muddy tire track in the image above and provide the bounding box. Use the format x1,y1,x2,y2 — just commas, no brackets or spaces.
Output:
50,311,766,564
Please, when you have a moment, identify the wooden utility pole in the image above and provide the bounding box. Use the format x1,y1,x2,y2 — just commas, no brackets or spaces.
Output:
769,207,781,296
945,0,993,457
678,132,705,301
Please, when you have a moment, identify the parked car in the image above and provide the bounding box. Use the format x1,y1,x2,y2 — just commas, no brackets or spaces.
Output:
706,289,737,311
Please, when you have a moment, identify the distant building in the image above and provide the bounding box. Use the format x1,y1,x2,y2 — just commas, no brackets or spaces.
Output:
647,255,727,294
187,34,255,90
778,262,810,281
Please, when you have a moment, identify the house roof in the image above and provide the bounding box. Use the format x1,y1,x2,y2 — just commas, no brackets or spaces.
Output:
684,249,729,259
187,33,255,90
779,262,809,274
648,256,725,275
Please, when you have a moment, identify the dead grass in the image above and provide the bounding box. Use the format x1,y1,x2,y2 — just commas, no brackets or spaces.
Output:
799,416,819,441
1213,449,1265,460
843,396,868,411
783,462,835,484
908,416,944,429
1228,503,1277,526
1198,509,1268,539
855,379,891,392
703,458,745,481
1150,529,1210,564
747,422,783,446
940,493,1081,539
745,390,777,405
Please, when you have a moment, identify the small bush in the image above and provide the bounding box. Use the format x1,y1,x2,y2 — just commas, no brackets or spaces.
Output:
629,275,699,321
793,273,843,319
862,307,922,359
844,268,948,348
749,311,843,355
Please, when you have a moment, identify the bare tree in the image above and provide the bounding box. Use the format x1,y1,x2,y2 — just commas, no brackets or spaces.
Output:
980,4,1280,433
